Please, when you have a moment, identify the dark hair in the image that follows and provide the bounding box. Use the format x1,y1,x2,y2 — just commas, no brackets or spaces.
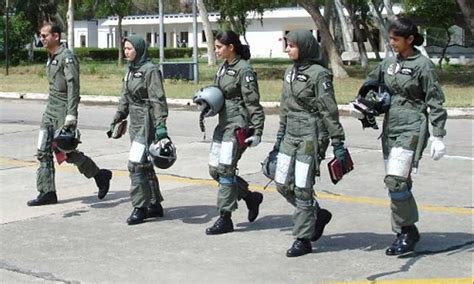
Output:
388,17,424,46
43,23,62,39
215,30,251,60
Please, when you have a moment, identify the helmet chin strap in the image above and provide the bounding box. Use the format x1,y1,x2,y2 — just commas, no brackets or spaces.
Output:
199,105,210,141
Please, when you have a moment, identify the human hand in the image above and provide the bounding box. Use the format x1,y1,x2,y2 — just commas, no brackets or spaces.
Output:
244,135,261,147
430,137,446,161
333,142,348,171
155,125,168,141
64,115,77,130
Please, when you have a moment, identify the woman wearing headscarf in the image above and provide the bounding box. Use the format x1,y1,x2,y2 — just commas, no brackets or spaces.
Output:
274,30,349,257
108,35,169,225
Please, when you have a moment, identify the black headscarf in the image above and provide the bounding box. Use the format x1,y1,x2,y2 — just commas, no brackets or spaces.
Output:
124,35,150,70
285,30,327,68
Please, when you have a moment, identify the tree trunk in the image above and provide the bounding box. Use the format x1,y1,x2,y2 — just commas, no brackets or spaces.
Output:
438,28,451,69
361,21,381,61
346,5,368,69
297,0,349,78
196,0,216,66
67,0,74,51
383,0,396,21
456,0,474,35
334,0,354,52
117,15,123,67
368,0,393,57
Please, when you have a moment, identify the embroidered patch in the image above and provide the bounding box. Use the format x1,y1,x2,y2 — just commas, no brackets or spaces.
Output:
400,67,414,76
296,74,308,82
65,58,74,64
245,75,255,83
323,81,333,90
51,59,58,65
133,72,144,78
226,69,237,76
387,63,401,75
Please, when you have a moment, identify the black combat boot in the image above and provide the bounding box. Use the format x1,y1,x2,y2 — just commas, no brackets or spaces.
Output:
27,192,58,206
147,203,164,218
310,209,332,242
127,207,148,225
205,212,234,235
94,169,112,199
244,191,264,222
385,225,420,256
286,238,312,257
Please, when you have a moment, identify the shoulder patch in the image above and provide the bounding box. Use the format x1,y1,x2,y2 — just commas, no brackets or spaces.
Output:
65,58,74,64
322,81,333,90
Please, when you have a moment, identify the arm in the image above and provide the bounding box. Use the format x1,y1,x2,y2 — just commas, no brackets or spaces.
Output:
314,71,345,145
147,66,169,139
63,55,80,125
421,62,447,138
240,68,265,137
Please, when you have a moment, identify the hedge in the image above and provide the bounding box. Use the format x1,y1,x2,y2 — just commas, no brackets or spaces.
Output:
2,47,196,64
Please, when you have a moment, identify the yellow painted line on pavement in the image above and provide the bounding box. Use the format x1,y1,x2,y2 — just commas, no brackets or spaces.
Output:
329,277,473,284
1,157,472,216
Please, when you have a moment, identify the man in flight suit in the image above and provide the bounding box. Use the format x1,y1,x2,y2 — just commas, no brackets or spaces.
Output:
27,23,112,206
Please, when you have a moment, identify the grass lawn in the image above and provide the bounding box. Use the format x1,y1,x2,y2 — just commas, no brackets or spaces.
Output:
0,59,472,107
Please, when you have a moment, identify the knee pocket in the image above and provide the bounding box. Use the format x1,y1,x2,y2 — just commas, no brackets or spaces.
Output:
294,187,315,209
384,175,412,201
209,166,219,181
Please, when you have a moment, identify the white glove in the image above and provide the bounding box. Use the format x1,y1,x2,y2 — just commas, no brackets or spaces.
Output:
430,137,446,161
349,102,365,120
64,115,77,129
244,135,261,147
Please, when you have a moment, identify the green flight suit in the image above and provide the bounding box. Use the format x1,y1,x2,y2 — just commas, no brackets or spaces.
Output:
275,30,345,240
36,45,99,194
113,36,168,209
209,56,265,213
367,50,447,233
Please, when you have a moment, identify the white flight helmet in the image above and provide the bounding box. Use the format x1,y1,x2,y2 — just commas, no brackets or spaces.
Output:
192,85,224,117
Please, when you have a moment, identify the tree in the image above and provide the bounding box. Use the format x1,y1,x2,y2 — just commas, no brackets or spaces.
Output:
334,0,354,53
344,0,369,69
296,0,349,78
67,0,74,51
368,0,394,57
403,0,459,67
456,0,474,35
0,11,33,65
197,0,216,66
95,0,133,66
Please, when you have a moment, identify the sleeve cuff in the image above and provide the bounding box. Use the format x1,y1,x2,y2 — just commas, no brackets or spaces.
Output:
432,128,446,138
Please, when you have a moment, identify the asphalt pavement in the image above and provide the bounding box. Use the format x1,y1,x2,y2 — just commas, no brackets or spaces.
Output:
0,98,472,284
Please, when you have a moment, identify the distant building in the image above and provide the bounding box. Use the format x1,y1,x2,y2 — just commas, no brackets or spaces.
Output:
73,6,473,63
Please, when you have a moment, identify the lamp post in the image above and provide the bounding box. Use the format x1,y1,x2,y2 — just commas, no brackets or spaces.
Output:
4,0,10,75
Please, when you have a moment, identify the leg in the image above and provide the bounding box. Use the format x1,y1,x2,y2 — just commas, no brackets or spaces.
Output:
126,161,152,225
384,134,420,255
28,125,57,206
147,165,164,218
66,150,111,199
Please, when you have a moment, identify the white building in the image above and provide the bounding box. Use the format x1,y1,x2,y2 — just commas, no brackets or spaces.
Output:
73,6,473,61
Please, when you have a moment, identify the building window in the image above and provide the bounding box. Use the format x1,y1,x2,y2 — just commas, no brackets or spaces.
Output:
80,35,86,47
179,31,188,47
146,32,152,44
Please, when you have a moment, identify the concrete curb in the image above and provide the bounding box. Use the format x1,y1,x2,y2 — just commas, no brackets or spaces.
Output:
0,92,472,117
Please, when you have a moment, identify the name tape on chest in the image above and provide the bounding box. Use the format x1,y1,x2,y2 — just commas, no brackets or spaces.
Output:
296,74,308,82
226,69,237,76
133,72,144,78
